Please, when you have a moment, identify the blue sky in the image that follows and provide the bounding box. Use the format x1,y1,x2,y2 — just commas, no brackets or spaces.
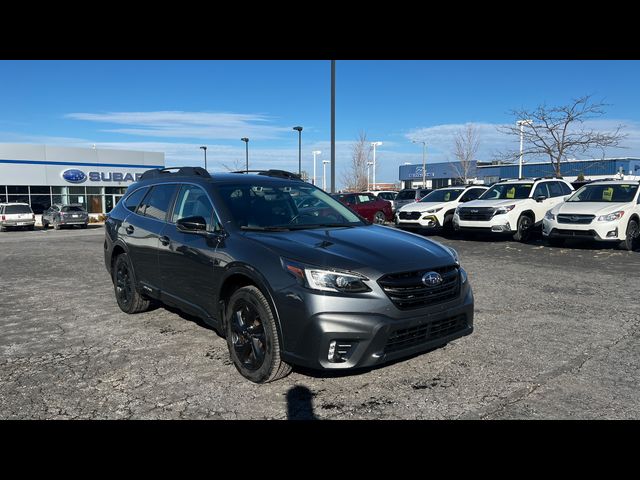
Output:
1,60,640,187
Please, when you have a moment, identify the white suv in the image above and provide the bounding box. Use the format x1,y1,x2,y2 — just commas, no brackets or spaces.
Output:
0,202,36,231
542,180,639,251
453,178,574,242
397,185,488,232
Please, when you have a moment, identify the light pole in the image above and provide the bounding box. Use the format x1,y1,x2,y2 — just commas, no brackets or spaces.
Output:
367,161,373,191
322,160,330,191
293,126,303,175
199,146,207,170
517,120,533,179
370,141,382,190
412,140,426,187
241,138,249,172
312,150,321,185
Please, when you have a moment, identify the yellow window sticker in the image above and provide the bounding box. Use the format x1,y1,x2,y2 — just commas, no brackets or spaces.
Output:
602,187,613,201
506,187,515,199
444,192,451,201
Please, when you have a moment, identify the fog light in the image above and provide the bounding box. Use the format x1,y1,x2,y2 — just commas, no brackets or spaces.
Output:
327,340,356,363
607,228,618,238
328,340,336,361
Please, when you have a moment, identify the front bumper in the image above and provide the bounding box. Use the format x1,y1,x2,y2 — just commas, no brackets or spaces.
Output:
1,220,35,227
542,218,622,241
397,214,441,229
277,284,474,370
58,218,88,225
453,213,515,233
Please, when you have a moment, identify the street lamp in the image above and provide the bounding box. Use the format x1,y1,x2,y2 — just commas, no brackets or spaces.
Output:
412,140,427,187
241,138,249,173
312,150,321,185
517,120,533,179
293,126,303,175
199,146,207,170
322,160,330,191
367,161,373,191
370,141,382,190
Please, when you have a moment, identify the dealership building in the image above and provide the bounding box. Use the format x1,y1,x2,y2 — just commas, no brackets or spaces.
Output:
0,144,165,214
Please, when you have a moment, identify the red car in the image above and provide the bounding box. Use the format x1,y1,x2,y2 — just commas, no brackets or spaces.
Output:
333,192,394,224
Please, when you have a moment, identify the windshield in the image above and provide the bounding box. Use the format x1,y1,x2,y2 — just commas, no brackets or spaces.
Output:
480,183,533,200
420,189,464,203
217,183,364,230
62,205,84,212
377,192,396,201
396,190,417,200
5,204,32,214
568,184,639,203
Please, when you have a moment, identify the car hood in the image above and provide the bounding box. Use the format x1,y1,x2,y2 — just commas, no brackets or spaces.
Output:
461,198,528,208
401,201,452,213
552,202,632,216
242,225,456,277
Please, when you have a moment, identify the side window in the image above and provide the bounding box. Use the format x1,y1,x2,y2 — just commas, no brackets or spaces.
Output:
125,187,149,213
137,184,177,221
172,184,215,230
560,182,573,195
461,188,484,202
532,183,550,198
547,182,564,198
357,194,375,203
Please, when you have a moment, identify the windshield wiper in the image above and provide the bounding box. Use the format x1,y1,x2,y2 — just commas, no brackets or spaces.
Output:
240,226,292,231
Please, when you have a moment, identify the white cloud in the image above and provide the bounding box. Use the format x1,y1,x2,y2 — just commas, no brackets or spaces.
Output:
65,111,292,141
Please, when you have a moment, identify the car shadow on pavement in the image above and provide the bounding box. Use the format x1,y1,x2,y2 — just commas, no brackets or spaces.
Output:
286,385,318,420
161,304,222,335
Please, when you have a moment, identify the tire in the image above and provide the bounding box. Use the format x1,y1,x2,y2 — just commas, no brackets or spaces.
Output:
28,225,34,231
373,211,386,224
42,220,48,230
545,237,565,248
513,214,533,242
225,285,292,383
620,219,639,252
442,214,454,234
54,221,61,230
81,223,88,229
113,253,151,314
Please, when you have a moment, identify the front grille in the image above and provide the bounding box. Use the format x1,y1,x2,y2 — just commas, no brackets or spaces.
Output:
378,265,460,310
399,211,421,220
384,315,467,353
457,207,494,221
551,228,596,237
557,214,595,225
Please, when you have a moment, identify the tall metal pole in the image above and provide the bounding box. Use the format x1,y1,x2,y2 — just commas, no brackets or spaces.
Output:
200,146,207,170
519,122,525,180
330,60,336,193
241,138,249,173
293,126,303,175
422,142,426,187
372,143,377,191
312,151,321,186
323,160,329,190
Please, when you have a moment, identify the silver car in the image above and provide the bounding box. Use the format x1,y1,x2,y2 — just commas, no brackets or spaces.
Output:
394,188,432,212
0,203,35,231
42,203,89,230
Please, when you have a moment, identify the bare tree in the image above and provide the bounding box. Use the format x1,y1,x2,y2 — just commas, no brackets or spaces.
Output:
498,95,626,177
220,157,244,172
341,131,371,191
451,124,480,184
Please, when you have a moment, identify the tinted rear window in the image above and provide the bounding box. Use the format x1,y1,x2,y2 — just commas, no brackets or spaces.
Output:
5,204,32,214
396,190,417,200
137,184,177,221
62,205,84,212
125,187,149,212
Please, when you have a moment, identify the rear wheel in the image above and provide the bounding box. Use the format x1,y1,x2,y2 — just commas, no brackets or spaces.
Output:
513,214,533,242
42,220,48,230
620,219,639,251
225,285,291,383
373,211,386,224
54,221,61,230
113,253,151,314
81,223,88,229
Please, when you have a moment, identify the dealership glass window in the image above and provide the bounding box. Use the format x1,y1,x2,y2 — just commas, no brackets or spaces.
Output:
29,195,52,213
86,187,103,195
87,195,103,213
30,186,51,194
51,187,64,194
0,194,6,203
68,186,86,195
106,187,127,195
7,194,29,203
7,186,28,194
52,195,67,205
69,195,87,209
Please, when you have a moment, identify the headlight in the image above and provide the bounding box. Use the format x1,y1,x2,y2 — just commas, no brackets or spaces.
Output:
446,246,460,266
494,205,515,215
460,267,468,284
282,259,371,293
454,206,461,214
425,207,443,214
545,210,555,220
597,211,625,222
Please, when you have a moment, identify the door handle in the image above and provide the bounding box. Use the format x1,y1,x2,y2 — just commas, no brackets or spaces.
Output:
125,225,134,234
159,235,170,246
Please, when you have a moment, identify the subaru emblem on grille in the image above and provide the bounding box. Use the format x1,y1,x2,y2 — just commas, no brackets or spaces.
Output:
570,216,580,222
422,271,443,287
470,209,478,213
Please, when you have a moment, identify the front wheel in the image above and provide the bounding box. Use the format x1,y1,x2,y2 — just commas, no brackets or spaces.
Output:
513,214,533,242
620,219,639,251
225,285,291,383
113,253,151,314
373,211,386,224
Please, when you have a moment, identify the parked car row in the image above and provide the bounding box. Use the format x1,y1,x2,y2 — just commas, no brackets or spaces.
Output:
0,202,89,231
394,178,639,252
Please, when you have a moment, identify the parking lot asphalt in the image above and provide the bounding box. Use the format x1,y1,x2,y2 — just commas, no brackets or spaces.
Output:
1,225,639,419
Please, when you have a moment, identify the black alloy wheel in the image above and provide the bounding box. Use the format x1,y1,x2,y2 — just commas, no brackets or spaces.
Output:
230,300,267,371
513,214,533,242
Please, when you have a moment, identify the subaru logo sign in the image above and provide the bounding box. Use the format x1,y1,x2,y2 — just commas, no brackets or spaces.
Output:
61,169,87,183
422,271,443,287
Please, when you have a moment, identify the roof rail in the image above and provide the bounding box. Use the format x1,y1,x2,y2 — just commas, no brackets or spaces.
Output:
139,166,211,181
232,169,302,180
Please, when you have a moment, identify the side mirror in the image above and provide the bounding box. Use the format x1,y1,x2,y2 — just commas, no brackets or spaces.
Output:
535,195,547,202
176,215,207,233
